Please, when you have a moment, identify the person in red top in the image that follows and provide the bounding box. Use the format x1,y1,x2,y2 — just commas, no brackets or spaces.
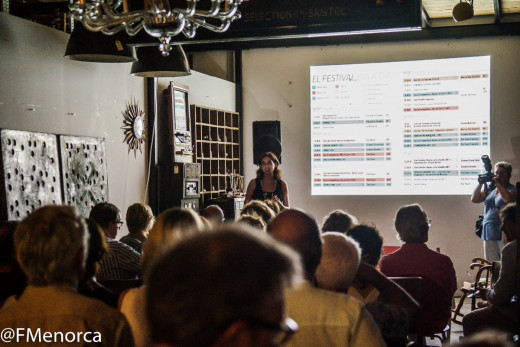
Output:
380,203,457,335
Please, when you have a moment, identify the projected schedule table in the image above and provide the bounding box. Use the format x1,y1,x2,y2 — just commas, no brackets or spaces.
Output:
310,56,490,195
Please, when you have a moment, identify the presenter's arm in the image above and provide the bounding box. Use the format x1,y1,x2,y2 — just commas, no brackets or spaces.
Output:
272,180,290,210
281,180,290,208
471,184,487,203
244,179,256,204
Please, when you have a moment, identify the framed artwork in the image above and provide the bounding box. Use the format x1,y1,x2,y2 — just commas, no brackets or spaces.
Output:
168,82,192,162
59,135,108,217
0,129,62,220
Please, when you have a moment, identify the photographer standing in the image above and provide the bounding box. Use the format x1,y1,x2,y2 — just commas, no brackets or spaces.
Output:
471,161,515,261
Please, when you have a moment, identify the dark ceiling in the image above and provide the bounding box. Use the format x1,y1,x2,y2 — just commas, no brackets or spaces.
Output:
3,0,520,50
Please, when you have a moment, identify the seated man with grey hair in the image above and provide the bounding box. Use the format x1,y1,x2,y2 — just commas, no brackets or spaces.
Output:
146,225,302,347
267,209,385,347
380,203,457,336
0,205,134,347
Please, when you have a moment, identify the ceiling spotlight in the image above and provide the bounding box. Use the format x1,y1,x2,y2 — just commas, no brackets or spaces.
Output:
453,0,474,22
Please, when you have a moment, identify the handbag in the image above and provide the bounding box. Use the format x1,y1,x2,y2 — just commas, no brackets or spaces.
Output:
475,214,484,238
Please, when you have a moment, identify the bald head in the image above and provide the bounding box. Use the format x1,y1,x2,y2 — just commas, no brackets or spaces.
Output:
202,205,225,228
315,232,361,292
267,209,322,280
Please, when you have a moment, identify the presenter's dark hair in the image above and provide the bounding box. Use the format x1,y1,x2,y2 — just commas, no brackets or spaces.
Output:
256,152,282,180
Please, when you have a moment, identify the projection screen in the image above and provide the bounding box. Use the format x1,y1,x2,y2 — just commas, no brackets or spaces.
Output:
310,56,491,195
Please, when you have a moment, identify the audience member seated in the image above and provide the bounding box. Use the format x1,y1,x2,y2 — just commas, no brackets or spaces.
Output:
0,221,26,306
200,215,212,229
347,224,384,302
146,225,302,347
315,232,361,293
380,203,457,336
267,209,385,347
237,214,266,231
346,223,420,323
321,209,359,234
263,198,281,215
201,204,225,228
316,232,419,347
119,207,205,347
90,202,142,282
347,224,383,267
0,205,134,347
78,218,119,307
120,203,155,254
240,200,276,226
462,203,518,337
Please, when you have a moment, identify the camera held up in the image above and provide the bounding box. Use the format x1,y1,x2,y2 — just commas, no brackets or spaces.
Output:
477,155,495,187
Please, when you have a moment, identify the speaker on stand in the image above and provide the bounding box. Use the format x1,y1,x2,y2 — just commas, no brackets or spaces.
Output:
252,121,282,164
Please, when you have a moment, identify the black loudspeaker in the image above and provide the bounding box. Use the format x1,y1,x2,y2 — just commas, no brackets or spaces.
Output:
253,121,282,164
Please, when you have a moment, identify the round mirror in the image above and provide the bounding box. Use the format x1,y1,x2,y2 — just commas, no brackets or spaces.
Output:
133,116,145,139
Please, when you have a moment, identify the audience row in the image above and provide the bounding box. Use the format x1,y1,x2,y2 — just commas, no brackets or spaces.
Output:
0,198,517,346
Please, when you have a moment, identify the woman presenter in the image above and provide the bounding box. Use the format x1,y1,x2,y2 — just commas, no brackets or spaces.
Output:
245,152,289,210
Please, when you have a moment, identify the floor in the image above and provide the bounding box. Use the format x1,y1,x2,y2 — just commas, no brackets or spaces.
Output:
422,296,470,346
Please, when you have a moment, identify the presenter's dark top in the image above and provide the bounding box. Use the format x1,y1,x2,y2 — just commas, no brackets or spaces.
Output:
251,177,284,202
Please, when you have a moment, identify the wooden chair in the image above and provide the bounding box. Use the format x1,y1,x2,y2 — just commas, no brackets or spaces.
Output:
390,276,451,346
451,257,498,325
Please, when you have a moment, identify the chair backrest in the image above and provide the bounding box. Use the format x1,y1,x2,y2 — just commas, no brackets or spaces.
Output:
388,276,423,337
99,279,142,294
382,245,400,255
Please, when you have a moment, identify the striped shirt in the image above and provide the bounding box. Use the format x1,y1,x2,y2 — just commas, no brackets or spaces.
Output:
97,237,142,281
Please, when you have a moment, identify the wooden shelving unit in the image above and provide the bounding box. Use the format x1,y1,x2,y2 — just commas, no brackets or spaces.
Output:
190,105,241,206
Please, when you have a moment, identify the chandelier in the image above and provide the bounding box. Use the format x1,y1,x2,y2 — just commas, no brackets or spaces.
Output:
68,0,245,56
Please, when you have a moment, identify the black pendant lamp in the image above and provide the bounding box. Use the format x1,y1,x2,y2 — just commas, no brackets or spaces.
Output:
452,0,474,22
130,45,191,77
64,24,137,63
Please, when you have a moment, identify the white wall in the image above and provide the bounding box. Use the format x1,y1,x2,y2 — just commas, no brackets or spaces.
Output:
158,71,236,112
0,13,147,237
240,37,520,289
0,13,236,238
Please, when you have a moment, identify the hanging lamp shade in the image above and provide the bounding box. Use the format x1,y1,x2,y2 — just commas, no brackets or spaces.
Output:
452,1,474,22
130,45,191,77
64,24,137,63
